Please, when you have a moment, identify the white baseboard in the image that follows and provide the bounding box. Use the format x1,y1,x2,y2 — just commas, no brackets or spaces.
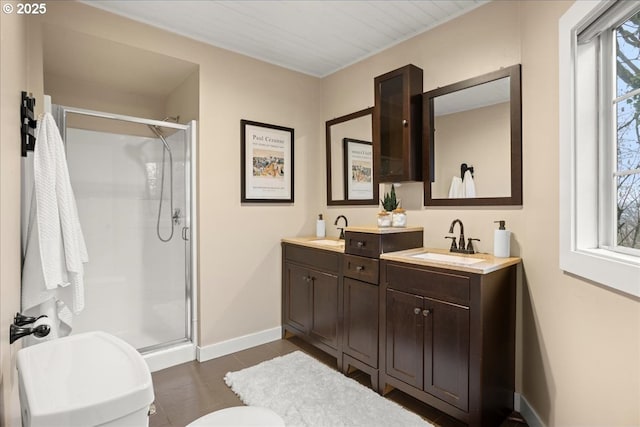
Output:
515,392,545,427
196,326,281,362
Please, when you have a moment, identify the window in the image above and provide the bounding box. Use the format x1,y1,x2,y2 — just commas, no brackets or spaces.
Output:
560,0,640,297
611,13,640,253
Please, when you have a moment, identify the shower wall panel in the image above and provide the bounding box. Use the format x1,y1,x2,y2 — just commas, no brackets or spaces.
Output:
66,128,187,350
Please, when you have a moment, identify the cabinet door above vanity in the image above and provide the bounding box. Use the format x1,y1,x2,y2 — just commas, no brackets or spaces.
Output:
374,64,423,183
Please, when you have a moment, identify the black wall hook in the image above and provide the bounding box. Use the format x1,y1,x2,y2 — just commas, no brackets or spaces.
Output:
21,91,37,157
461,163,474,179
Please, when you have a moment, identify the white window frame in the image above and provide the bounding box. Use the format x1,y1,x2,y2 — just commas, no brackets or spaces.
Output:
559,0,640,298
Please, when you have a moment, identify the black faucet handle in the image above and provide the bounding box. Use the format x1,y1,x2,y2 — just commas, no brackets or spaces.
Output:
445,236,457,251
466,238,480,254
13,312,46,326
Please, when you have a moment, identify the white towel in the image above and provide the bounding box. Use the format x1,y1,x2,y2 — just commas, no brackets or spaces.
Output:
463,170,476,198
22,113,88,340
448,176,464,198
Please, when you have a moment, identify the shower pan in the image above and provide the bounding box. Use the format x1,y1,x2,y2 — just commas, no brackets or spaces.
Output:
52,105,197,371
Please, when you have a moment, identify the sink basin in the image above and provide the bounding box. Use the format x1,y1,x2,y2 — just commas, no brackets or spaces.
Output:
410,252,484,265
309,239,345,247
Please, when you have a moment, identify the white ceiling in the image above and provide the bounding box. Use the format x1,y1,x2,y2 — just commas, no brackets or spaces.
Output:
81,0,487,78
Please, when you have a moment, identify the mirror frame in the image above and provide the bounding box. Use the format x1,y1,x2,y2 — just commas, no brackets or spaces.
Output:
423,64,522,206
326,107,377,206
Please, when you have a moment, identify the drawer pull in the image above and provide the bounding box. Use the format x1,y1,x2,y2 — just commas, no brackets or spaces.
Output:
356,265,365,272
423,309,431,317
413,307,421,315
356,241,366,248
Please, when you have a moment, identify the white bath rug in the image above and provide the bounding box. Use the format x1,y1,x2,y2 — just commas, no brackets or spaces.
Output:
224,350,433,427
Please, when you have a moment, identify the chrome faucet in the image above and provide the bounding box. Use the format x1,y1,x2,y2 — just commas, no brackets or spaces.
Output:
334,215,348,239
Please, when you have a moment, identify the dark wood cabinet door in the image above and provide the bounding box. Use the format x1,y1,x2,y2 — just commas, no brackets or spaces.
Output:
310,269,339,349
343,278,378,368
283,263,311,333
374,64,423,183
423,297,470,412
385,289,423,388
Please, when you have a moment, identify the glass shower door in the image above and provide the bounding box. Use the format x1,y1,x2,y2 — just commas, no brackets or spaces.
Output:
59,108,191,352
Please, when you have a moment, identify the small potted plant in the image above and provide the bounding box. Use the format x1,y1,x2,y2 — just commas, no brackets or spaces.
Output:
378,185,399,227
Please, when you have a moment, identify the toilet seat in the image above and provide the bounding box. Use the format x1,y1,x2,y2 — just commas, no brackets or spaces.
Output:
187,406,285,426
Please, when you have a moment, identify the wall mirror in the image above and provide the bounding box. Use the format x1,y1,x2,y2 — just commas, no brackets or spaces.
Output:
423,64,522,206
326,107,378,205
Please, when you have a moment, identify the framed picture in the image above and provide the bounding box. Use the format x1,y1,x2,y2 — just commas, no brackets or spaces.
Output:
241,120,294,203
343,138,373,200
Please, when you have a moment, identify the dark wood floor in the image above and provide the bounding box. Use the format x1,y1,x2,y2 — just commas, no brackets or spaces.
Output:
149,336,528,427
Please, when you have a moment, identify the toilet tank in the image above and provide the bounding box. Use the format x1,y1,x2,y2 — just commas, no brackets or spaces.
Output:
16,331,155,427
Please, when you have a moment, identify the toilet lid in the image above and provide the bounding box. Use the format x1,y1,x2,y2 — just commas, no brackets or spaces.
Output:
17,331,154,426
187,406,285,427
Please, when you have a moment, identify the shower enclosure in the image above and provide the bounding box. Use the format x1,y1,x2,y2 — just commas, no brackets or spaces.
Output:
52,105,197,368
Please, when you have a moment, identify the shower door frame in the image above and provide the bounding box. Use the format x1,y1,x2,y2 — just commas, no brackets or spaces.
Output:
54,105,198,351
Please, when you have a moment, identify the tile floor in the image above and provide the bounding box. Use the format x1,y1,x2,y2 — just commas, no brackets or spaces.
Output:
149,336,528,427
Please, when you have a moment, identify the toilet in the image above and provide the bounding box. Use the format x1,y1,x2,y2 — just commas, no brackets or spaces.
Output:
187,406,285,426
16,331,154,426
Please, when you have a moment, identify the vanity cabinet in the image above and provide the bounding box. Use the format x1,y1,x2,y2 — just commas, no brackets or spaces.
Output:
380,260,516,427
341,228,423,390
385,288,469,411
282,243,342,361
374,64,423,183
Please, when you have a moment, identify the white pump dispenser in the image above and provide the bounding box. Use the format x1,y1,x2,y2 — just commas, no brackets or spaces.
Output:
493,220,511,258
316,214,326,238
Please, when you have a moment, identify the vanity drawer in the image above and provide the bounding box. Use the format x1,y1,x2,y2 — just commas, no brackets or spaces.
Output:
344,255,379,284
384,262,470,305
345,232,380,258
283,243,340,273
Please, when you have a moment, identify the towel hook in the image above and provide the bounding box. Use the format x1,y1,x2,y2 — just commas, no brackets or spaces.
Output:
461,163,474,179
21,91,37,156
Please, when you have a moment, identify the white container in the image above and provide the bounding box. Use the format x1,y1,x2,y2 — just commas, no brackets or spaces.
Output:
392,209,407,227
17,331,154,427
316,214,326,238
493,220,511,258
377,212,392,227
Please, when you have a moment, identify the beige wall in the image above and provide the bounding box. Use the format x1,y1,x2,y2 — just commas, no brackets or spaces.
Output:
321,1,639,426
1,1,638,426
433,102,511,198
0,10,29,427
166,70,199,125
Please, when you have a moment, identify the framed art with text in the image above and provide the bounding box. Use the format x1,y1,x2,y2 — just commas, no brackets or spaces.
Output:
241,119,294,203
343,138,373,200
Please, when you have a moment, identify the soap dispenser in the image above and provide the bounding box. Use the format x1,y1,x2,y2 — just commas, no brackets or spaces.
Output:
493,220,511,257
316,214,326,238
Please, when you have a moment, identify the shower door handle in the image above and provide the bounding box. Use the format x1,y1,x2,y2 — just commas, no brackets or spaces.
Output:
181,226,190,241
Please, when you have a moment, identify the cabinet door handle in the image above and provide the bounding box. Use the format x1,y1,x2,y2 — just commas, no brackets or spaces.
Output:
355,265,364,272
402,119,408,127
423,309,431,317
356,241,366,248
413,307,421,315
302,275,312,282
